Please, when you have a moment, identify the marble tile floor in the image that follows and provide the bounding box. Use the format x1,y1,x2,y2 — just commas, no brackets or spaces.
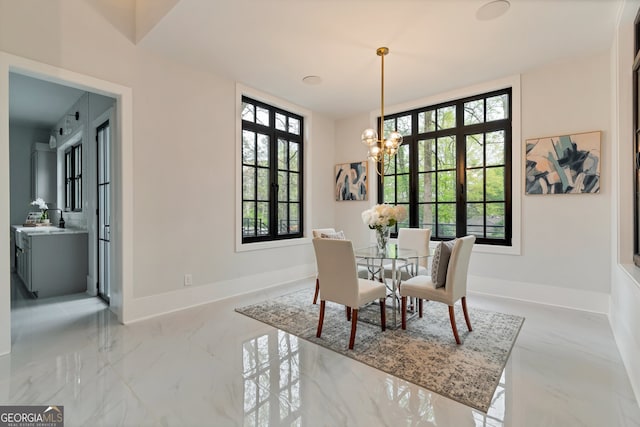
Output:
2,273,639,426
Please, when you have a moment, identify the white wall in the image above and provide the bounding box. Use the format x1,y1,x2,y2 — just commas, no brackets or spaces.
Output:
471,52,612,309
9,125,50,225
0,0,333,331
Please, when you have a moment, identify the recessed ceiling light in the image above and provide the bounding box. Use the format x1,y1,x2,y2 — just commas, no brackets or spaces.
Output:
476,0,510,21
302,75,322,85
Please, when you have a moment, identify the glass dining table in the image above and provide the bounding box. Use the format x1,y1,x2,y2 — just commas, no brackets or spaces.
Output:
354,243,430,329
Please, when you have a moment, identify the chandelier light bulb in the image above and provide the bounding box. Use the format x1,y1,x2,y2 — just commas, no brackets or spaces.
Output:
389,131,403,147
361,128,378,146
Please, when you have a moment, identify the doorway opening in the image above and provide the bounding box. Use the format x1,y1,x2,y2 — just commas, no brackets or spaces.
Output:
2,53,134,354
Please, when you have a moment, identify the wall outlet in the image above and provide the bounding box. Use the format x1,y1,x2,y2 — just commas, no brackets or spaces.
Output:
184,274,192,286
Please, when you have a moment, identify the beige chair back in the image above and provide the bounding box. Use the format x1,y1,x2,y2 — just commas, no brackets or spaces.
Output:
398,228,431,267
312,238,360,308
444,235,476,303
312,228,336,238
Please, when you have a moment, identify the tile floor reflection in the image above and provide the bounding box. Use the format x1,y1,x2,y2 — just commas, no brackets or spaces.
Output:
2,274,639,426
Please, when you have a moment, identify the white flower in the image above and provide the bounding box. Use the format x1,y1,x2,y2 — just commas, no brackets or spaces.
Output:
31,198,48,210
361,204,407,230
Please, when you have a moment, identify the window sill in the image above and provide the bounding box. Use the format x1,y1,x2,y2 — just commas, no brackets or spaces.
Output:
236,237,312,253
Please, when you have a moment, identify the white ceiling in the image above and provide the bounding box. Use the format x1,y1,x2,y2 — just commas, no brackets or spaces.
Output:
7,0,622,128
9,73,85,130
138,0,622,120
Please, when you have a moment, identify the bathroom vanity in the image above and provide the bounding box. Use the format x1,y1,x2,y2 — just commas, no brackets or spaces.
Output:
13,226,88,298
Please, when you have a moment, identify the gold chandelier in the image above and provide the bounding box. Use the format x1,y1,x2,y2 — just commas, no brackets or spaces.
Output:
361,47,403,177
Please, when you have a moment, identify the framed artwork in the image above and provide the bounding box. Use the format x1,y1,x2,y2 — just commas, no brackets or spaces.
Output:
525,130,601,194
335,161,368,201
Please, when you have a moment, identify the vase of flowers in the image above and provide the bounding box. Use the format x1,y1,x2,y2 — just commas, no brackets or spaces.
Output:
361,204,407,253
31,198,49,224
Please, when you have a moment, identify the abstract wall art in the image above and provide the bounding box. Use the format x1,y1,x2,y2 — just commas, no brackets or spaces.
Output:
525,131,601,194
335,161,368,201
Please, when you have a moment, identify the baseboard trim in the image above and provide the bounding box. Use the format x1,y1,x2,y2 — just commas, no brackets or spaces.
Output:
125,263,316,323
468,275,610,314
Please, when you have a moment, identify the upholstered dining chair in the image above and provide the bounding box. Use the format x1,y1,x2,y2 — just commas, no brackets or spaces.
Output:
399,235,475,344
311,228,340,304
312,238,387,350
384,227,431,281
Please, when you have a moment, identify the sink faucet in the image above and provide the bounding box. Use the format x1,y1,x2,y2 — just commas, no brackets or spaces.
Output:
45,208,65,228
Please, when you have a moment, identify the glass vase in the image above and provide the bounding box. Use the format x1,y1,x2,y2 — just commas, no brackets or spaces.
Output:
376,226,390,253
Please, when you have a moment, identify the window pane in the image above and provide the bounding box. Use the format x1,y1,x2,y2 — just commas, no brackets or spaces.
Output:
397,203,410,229
467,169,484,202
418,110,436,133
464,99,484,125
289,142,299,172
437,136,456,170
278,139,287,170
243,202,255,236
397,144,410,174
486,167,505,201
278,203,288,234
289,117,300,135
396,115,411,136
383,118,395,135
242,131,255,165
257,168,269,200
397,174,409,203
437,105,456,130
289,203,300,233
385,155,396,175
466,202,484,237
466,134,484,168
278,171,287,201
257,202,269,235
383,175,396,204
242,101,255,122
486,130,505,166
275,113,286,131
437,204,456,238
257,134,269,167
289,172,299,201
437,171,456,202
418,172,435,203
418,139,436,173
256,106,269,126
418,203,435,230
243,166,255,200
487,94,508,121
487,203,506,238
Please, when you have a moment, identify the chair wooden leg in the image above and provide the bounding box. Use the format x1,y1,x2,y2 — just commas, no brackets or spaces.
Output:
316,300,326,338
379,298,386,331
418,298,423,318
401,296,407,330
313,278,320,305
462,296,472,331
349,309,358,350
346,306,351,321
448,305,461,345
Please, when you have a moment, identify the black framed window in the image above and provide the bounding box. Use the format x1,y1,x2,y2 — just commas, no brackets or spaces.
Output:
380,88,512,246
241,96,303,243
65,143,82,211
633,6,640,267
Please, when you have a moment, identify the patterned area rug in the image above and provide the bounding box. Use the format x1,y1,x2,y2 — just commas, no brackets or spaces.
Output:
235,289,524,413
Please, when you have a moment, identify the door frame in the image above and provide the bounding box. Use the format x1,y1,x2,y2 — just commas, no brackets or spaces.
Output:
0,52,134,355
94,114,113,303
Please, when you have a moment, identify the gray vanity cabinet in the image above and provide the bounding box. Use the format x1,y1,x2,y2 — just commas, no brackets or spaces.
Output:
22,232,88,298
